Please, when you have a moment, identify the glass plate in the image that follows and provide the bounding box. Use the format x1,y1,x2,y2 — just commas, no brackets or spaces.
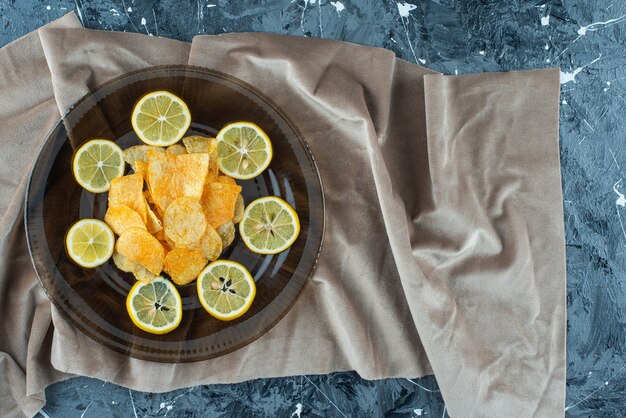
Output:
25,66,324,362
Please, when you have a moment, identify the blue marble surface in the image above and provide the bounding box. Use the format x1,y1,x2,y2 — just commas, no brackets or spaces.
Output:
1,0,625,417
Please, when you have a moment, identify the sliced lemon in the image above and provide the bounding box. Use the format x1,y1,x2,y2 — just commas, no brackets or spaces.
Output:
126,277,182,334
131,91,191,146
72,139,125,193
239,196,300,255
197,260,256,321
65,219,115,268
215,122,273,180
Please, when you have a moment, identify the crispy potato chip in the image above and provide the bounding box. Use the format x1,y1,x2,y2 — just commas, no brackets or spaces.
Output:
144,189,154,204
232,194,244,224
112,251,157,283
187,226,223,261
215,176,236,186
123,145,165,166
164,248,207,285
216,221,235,248
201,182,242,228
206,161,219,184
182,136,216,153
182,136,218,184
134,160,148,179
147,150,209,212
167,144,187,155
115,227,164,275
154,229,166,242
112,251,135,273
131,265,157,283
108,174,147,223
104,205,146,236
164,197,207,246
145,199,163,234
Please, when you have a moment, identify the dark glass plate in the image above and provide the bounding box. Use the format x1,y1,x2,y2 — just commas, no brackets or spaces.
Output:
25,66,324,362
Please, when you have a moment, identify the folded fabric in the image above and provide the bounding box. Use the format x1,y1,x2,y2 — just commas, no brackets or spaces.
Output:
0,13,565,418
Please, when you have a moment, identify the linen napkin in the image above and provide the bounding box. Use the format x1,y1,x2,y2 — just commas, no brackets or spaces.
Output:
0,13,566,418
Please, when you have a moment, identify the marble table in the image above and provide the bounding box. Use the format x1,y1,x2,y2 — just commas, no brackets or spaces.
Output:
1,1,624,417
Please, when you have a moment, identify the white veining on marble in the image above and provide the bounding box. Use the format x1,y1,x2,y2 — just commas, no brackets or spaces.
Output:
577,13,626,35
316,0,323,37
414,408,424,415
46,5,51,10
541,15,550,26
613,180,626,207
38,409,51,418
73,0,85,25
153,8,159,36
613,180,626,241
154,387,194,415
559,55,601,84
127,6,132,12
565,366,625,411
207,4,217,8
79,400,93,418
406,378,441,393
129,388,139,418
140,17,152,36
396,2,419,64
121,0,139,32
330,1,344,15
290,403,303,417
303,375,347,417
397,2,417,18
110,8,120,16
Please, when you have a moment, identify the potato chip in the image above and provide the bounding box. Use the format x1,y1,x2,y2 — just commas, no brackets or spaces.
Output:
232,194,244,224
131,264,157,283
182,136,219,183
112,251,157,283
206,160,219,184
182,136,216,154
112,251,135,273
134,160,148,179
201,182,242,228
104,205,146,236
108,174,147,223
144,189,154,205
145,199,163,234
147,150,209,213
167,144,187,155
215,176,236,186
216,221,235,248
115,227,164,275
163,197,207,246
187,226,223,261
123,145,165,166
164,248,207,285
154,229,166,242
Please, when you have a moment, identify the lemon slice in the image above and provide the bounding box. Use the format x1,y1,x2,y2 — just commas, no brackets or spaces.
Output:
72,139,125,193
131,91,191,146
215,122,273,180
65,219,115,268
197,260,256,321
239,196,300,254
126,277,182,334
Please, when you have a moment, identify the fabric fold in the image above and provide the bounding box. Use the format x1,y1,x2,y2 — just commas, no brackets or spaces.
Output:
0,13,566,418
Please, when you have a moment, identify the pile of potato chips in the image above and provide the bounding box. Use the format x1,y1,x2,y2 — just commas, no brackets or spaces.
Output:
105,136,244,285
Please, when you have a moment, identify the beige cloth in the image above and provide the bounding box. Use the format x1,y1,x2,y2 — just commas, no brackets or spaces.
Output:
0,13,566,418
